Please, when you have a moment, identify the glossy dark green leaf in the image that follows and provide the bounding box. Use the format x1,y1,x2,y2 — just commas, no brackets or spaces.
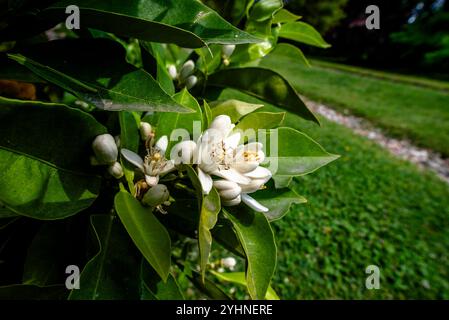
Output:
212,217,246,259
69,215,141,300
114,191,171,281
208,67,319,123
257,43,310,69
278,21,331,48
272,9,301,24
0,97,105,219
211,271,279,300
210,99,263,123
0,55,45,83
151,89,203,154
251,181,307,221
235,112,285,135
188,269,231,300
250,0,283,22
264,127,339,188
222,208,276,300
140,260,184,300
202,100,213,129
22,221,75,286
43,0,260,48
8,39,189,112
0,204,18,218
0,284,68,300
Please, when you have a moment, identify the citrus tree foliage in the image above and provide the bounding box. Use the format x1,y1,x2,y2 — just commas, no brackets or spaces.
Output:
0,0,337,300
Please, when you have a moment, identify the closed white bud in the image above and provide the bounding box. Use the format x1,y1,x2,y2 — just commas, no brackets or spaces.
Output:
92,134,118,165
142,184,170,207
139,122,153,141
107,162,124,179
180,60,195,80
168,64,178,80
221,257,237,270
222,44,236,58
185,75,198,90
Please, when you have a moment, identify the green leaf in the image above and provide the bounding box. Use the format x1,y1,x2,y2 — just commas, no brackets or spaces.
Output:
114,191,171,281
22,221,75,286
184,165,221,281
140,42,176,95
8,39,189,112
69,215,141,300
235,112,285,138
210,99,263,123
0,203,18,218
210,271,279,300
272,9,301,24
0,55,45,83
188,269,231,300
257,43,310,70
222,208,276,300
250,0,283,22
208,67,318,123
251,181,307,221
264,127,339,188
44,0,261,48
278,21,331,48
140,260,184,300
119,111,141,193
0,97,105,219
212,217,246,259
0,285,68,300
151,89,203,154
202,100,213,129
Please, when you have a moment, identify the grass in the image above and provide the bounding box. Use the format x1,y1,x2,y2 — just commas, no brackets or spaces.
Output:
217,89,449,299
310,59,449,92
270,60,449,157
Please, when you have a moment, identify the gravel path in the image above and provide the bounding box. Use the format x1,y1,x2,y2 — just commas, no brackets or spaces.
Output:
303,98,449,184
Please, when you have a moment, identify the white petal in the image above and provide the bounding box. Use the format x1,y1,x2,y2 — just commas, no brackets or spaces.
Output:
225,132,241,149
121,149,144,172
170,140,197,165
241,194,269,213
210,115,233,136
222,195,241,207
198,167,213,195
240,178,266,193
145,175,159,187
212,168,251,185
180,60,195,80
219,188,242,201
245,166,272,180
155,136,168,155
185,75,198,90
168,65,178,80
213,179,240,191
222,45,236,57
159,160,176,175
233,161,259,174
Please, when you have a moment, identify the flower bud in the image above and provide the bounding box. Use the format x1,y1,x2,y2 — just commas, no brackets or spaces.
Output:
221,257,237,270
168,64,178,80
142,184,170,207
222,45,236,58
185,75,198,90
107,162,124,179
180,60,195,80
139,122,153,141
92,134,118,165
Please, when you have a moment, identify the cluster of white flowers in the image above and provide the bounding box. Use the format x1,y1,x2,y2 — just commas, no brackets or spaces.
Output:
168,60,198,90
172,115,271,213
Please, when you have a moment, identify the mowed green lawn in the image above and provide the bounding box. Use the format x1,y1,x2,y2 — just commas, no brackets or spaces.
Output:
261,48,449,156
217,89,449,299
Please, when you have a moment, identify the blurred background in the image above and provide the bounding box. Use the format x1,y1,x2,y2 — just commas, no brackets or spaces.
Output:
225,0,449,299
